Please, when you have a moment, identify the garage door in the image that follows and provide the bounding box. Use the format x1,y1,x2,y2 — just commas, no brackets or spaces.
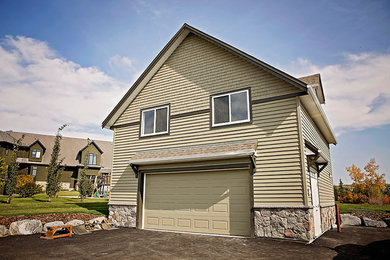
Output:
143,169,251,236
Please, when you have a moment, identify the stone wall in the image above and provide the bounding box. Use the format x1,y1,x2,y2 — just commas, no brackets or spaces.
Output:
320,205,336,232
109,204,137,227
254,208,314,242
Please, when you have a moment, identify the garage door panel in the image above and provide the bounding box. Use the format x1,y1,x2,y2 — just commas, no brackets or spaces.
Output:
144,169,251,236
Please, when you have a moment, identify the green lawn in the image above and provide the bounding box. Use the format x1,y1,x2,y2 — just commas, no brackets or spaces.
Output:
0,193,108,216
57,190,80,196
337,202,390,214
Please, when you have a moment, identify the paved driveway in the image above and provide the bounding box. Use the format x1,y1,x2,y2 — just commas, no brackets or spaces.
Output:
1,226,389,259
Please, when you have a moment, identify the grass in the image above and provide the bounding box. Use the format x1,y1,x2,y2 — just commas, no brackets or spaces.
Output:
57,190,80,196
337,202,390,214
0,193,108,216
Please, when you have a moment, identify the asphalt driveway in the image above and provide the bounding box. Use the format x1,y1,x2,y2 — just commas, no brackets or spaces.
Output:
1,226,389,259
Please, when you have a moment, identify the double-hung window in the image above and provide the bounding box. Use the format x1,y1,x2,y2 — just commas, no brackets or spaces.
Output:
141,105,169,137
31,149,41,158
86,153,97,165
211,89,250,127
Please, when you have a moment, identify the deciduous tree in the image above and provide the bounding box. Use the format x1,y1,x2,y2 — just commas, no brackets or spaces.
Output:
5,135,24,204
46,124,67,201
78,141,92,202
346,158,386,203
0,156,8,191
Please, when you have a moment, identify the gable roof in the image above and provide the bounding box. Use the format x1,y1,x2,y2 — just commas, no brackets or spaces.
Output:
102,23,308,129
3,130,113,168
28,140,46,153
299,74,325,104
78,140,104,155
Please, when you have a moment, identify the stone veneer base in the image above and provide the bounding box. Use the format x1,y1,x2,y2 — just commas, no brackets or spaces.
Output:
320,205,336,232
254,207,314,241
109,204,137,227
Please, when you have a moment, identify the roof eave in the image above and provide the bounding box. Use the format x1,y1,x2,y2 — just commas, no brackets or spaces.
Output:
129,150,256,166
300,88,337,145
102,23,308,129
102,24,191,129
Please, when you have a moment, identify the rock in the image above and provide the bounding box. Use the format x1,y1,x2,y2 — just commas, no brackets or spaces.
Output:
65,219,85,226
362,217,387,228
9,219,42,235
383,218,390,227
0,225,9,237
89,216,107,224
340,214,361,226
43,221,64,233
284,229,295,238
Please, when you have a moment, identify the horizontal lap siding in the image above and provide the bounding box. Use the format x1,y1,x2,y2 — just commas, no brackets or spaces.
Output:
114,34,300,124
110,33,304,206
111,99,303,205
301,106,335,206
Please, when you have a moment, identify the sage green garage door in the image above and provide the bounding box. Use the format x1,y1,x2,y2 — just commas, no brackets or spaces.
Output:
143,169,251,236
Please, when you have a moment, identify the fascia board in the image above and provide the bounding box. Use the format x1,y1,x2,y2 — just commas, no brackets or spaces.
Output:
300,88,337,145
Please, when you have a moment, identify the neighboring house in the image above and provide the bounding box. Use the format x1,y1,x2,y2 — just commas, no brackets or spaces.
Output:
0,130,112,191
102,24,337,242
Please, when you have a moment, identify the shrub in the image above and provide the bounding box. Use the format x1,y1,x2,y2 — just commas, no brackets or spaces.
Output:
383,194,390,205
18,183,43,198
16,175,33,190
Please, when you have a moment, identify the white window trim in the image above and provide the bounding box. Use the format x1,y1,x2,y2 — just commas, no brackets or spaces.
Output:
211,89,250,127
32,149,41,158
86,153,97,165
140,105,170,137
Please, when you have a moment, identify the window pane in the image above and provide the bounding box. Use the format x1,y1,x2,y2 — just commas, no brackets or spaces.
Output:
143,110,155,134
36,150,41,158
155,107,168,133
214,96,229,124
231,91,249,122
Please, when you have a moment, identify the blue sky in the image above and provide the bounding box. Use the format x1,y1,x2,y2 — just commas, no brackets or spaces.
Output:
0,0,389,184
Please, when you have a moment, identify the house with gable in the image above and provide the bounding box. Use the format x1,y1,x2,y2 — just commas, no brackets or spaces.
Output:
102,24,337,242
0,130,112,191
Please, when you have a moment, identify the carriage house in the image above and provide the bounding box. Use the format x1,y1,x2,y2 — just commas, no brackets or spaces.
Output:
103,24,337,241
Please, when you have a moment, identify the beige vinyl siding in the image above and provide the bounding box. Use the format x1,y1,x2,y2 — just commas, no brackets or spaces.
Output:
114,34,301,125
111,98,303,206
110,33,304,206
300,104,335,206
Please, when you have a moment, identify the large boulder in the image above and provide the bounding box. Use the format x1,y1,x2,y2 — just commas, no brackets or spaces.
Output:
383,218,390,227
362,217,387,228
89,216,107,224
0,225,9,237
42,221,64,233
340,214,361,226
65,219,84,226
9,219,42,235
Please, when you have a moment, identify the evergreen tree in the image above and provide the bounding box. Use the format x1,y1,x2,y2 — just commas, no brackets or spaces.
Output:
5,135,24,204
46,124,67,201
78,159,92,202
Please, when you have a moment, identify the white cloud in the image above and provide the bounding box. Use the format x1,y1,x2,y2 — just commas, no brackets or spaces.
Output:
0,36,131,141
283,52,390,135
108,54,142,82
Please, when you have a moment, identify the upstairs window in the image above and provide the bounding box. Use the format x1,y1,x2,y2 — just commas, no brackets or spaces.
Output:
86,153,97,165
212,89,250,127
141,105,169,137
31,149,41,158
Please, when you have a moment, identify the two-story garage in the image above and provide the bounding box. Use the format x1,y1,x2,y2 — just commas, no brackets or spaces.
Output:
103,24,337,242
